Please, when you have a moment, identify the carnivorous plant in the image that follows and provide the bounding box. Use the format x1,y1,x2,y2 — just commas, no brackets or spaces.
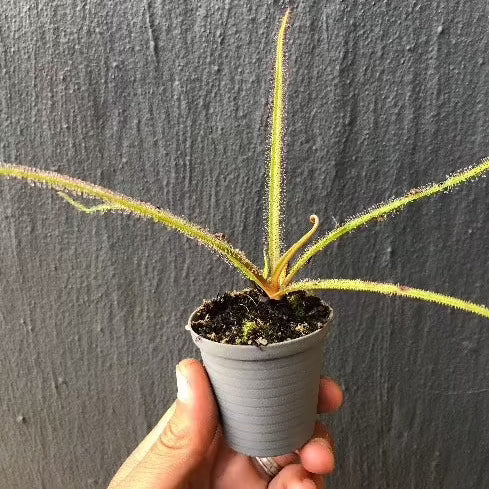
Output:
1,10,488,320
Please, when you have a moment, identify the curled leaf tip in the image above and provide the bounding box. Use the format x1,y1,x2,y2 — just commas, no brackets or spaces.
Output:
270,213,321,288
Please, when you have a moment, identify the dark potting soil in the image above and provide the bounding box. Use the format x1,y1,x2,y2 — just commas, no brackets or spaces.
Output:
190,289,332,345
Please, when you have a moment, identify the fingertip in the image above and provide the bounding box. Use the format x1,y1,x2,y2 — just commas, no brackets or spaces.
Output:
176,359,208,406
177,359,212,399
300,437,335,475
175,358,219,448
177,358,203,376
318,378,344,413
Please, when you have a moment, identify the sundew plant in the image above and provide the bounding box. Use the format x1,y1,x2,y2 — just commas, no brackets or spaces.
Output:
1,11,488,319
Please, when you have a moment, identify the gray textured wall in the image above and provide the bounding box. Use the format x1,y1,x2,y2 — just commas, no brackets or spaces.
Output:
1,1,488,488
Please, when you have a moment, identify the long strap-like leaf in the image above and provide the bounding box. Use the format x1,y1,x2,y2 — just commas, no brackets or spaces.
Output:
280,278,489,318
268,10,290,272
0,163,268,289
285,158,489,285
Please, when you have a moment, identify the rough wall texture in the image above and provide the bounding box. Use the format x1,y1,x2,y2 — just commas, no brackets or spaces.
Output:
0,1,488,488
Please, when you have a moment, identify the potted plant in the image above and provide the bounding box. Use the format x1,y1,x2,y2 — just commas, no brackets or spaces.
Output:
0,10,488,458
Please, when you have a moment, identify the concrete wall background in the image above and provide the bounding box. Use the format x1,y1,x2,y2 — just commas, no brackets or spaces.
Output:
1,1,488,487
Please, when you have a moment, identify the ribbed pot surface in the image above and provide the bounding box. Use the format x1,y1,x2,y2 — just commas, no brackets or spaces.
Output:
188,308,331,457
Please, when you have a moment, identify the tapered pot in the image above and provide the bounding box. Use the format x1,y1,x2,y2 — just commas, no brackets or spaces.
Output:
187,306,332,457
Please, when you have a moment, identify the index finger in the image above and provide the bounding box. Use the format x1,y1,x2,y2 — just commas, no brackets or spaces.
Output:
317,378,344,413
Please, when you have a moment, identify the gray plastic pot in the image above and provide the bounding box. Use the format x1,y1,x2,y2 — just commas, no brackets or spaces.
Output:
187,306,332,457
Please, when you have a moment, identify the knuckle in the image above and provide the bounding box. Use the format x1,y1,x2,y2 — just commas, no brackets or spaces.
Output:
157,414,191,452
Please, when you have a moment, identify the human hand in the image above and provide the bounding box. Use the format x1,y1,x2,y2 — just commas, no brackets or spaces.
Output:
108,358,343,489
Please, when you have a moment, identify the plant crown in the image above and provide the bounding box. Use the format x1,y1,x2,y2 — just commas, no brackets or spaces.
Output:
0,10,488,319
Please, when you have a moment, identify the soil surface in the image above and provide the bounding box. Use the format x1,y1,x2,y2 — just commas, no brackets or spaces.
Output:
190,289,332,345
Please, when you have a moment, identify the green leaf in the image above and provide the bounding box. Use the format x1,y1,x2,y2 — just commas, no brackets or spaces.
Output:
268,9,290,272
0,163,269,290
285,157,489,285
280,279,489,319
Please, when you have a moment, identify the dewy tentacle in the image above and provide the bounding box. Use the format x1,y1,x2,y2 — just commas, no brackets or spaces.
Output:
0,163,269,290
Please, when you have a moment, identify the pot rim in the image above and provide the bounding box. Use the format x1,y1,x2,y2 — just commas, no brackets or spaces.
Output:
186,301,333,361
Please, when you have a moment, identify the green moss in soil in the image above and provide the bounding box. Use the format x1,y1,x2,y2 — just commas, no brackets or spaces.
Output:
191,289,332,345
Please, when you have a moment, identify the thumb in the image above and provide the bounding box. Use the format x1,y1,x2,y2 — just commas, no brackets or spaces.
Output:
111,359,218,489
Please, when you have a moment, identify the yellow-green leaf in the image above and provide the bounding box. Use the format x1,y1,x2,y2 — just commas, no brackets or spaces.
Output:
286,157,489,285
0,163,269,291
280,278,489,319
268,9,290,272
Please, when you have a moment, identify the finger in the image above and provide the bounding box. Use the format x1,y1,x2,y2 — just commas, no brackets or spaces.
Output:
267,463,324,489
109,359,219,489
298,423,335,475
261,418,337,478
317,378,344,413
